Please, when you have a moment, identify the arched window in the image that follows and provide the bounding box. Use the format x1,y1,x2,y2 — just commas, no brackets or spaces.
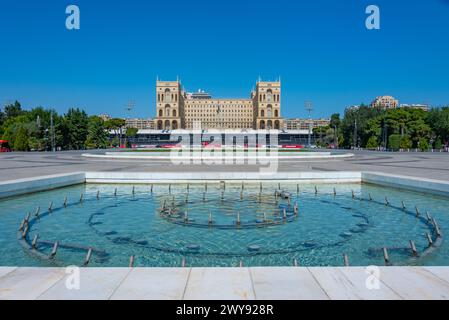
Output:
267,120,273,129
261,110,265,117
164,88,171,103
274,109,279,117
172,120,178,130
173,109,177,117
157,120,163,130
266,89,273,102
274,120,280,130
159,109,163,117
260,120,266,129
165,104,170,117
267,105,273,118
164,120,171,130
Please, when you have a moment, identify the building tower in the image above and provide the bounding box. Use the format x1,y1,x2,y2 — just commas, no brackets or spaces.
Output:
155,79,184,130
253,80,282,129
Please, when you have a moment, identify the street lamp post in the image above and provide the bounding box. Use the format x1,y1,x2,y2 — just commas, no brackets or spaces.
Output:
124,101,135,148
50,111,56,152
305,101,313,147
334,125,338,149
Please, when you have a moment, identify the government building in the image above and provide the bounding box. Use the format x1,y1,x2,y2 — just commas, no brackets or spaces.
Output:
155,79,283,130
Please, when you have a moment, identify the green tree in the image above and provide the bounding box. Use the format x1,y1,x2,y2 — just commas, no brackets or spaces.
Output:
1,115,30,147
62,108,88,150
13,126,29,151
0,105,64,151
111,137,120,147
313,126,328,147
85,116,109,149
366,136,378,149
386,108,410,137
26,107,53,151
418,138,429,151
328,113,341,148
0,109,5,130
124,127,139,148
330,113,341,129
339,106,439,151
341,105,384,148
434,139,443,150
337,133,344,148
428,107,449,146
400,135,412,149
52,113,65,150
364,117,382,147
105,118,126,147
388,134,401,150
23,121,40,150
125,127,138,137
4,101,24,119
408,120,430,147
323,127,337,146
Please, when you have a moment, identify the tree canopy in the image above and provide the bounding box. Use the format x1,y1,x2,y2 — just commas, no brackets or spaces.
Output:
0,102,111,151
62,108,89,150
1,100,448,152
335,106,446,150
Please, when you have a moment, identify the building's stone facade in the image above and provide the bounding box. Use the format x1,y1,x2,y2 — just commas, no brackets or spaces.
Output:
155,80,283,130
370,96,399,109
284,118,330,131
125,118,155,130
155,81,184,130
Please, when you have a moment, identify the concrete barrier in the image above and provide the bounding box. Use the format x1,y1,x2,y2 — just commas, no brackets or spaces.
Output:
82,152,354,161
1,171,449,199
0,173,85,199
84,171,362,184
362,172,449,197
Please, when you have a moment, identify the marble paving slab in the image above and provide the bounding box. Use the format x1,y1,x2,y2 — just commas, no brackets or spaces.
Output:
0,267,448,300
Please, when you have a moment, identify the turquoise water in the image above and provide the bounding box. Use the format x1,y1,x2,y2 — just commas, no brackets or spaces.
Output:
0,182,448,267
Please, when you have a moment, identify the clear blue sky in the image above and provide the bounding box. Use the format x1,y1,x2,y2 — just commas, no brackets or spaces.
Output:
1,0,448,119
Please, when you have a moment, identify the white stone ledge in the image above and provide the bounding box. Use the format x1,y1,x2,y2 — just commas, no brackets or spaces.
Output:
2,171,449,199
362,172,449,197
84,171,362,184
0,172,85,199
82,152,354,160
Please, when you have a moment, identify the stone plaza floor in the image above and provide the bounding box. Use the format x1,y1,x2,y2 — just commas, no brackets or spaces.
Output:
1,149,449,182
1,267,449,300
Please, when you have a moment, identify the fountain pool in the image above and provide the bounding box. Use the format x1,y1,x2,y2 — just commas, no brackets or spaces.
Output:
0,182,447,267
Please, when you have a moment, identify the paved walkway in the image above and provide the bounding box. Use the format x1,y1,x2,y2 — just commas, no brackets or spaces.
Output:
1,267,449,300
1,150,449,182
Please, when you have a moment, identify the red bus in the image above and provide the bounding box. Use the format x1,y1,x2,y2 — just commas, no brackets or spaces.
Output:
0,140,11,152
281,144,304,149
